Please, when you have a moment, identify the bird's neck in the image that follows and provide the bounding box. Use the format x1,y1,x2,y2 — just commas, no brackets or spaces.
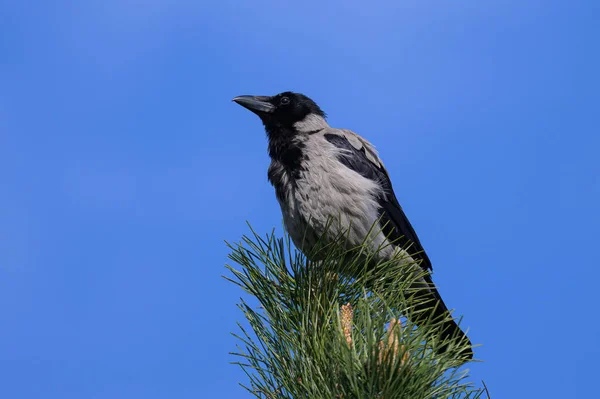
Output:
267,128,304,170
266,128,305,200
293,114,329,133
265,114,328,171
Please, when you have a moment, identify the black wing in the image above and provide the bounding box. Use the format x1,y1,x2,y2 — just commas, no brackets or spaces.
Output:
324,133,432,271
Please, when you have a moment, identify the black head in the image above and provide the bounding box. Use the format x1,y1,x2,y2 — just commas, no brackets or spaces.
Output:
233,92,326,130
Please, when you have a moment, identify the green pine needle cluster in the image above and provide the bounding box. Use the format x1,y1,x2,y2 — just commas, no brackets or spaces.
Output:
225,225,484,399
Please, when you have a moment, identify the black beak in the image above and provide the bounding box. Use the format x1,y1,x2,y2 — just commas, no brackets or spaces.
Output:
232,95,275,115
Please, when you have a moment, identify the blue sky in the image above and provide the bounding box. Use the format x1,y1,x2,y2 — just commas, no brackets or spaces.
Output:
1,1,598,398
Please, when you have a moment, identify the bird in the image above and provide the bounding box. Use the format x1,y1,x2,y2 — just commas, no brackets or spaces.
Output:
233,91,473,360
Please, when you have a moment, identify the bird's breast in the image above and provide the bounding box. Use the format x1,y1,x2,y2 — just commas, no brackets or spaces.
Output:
270,150,384,256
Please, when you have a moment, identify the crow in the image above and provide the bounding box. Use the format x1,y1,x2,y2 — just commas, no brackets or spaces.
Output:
233,91,473,359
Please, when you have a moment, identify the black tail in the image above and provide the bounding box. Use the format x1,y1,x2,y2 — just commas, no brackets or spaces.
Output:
410,275,473,360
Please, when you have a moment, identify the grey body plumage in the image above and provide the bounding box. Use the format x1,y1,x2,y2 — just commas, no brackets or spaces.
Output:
233,91,473,359
271,126,386,257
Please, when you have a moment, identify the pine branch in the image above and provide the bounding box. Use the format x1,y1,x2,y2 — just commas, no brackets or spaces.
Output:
225,225,483,399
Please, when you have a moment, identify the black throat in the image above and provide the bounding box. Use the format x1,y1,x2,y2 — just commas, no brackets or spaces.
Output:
265,125,305,173
265,125,306,200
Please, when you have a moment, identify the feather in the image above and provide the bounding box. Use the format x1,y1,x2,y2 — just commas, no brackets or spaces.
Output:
323,130,432,271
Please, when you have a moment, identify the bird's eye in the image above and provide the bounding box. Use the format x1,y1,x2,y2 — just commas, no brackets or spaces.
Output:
280,97,290,105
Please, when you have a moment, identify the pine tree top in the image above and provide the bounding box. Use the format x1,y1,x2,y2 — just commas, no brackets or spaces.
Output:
225,225,485,399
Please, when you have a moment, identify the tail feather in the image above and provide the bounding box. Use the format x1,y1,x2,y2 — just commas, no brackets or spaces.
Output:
410,275,473,360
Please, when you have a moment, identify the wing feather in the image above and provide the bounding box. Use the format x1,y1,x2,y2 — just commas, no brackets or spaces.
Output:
323,129,432,271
